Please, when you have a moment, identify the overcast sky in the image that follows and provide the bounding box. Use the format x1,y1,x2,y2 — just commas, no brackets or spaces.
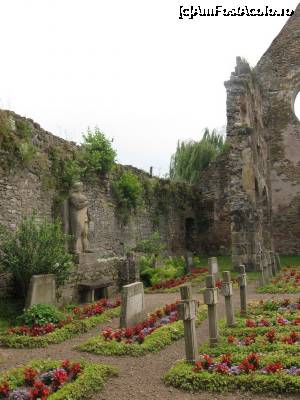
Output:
0,0,299,175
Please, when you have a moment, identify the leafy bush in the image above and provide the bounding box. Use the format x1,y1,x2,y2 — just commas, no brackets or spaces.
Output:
81,127,116,175
16,304,65,327
169,128,226,184
138,255,184,287
0,214,73,300
135,232,166,255
112,171,143,222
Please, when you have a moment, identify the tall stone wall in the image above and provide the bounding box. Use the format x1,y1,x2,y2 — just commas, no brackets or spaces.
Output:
197,152,231,255
254,4,300,254
225,58,272,270
0,111,190,256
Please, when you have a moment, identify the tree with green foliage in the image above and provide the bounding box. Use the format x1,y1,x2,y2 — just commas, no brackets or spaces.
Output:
169,128,227,184
81,127,117,176
0,214,73,301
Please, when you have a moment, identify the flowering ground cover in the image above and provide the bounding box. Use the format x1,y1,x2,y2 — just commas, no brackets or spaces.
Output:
77,302,207,356
0,299,120,348
0,359,117,399
164,297,300,394
165,352,300,393
145,268,208,294
257,266,300,293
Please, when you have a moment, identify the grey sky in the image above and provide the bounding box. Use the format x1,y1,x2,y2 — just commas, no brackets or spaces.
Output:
0,0,299,175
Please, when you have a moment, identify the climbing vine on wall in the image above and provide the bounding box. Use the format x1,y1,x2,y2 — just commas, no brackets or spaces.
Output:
0,110,38,172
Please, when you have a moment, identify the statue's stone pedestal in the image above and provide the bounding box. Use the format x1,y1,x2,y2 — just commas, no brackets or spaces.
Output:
57,251,125,304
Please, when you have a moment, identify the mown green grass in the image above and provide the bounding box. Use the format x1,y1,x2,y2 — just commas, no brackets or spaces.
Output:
197,254,300,281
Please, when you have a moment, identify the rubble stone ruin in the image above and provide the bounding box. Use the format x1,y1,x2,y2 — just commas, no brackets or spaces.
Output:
226,5,300,270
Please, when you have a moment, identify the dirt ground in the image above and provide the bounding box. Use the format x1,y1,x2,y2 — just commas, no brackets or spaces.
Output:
0,283,299,400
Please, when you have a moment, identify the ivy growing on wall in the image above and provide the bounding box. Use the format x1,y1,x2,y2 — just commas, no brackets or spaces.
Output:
0,111,38,171
111,168,143,223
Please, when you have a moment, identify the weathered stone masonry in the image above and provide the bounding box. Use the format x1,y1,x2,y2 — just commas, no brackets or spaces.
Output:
0,110,230,299
255,4,300,254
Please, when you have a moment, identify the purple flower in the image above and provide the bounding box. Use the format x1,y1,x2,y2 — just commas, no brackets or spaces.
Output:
9,389,30,400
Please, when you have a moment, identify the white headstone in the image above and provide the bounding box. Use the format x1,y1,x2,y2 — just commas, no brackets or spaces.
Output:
120,282,146,328
25,274,56,309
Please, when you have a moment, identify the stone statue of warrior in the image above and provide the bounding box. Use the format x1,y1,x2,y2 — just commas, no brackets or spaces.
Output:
69,181,92,254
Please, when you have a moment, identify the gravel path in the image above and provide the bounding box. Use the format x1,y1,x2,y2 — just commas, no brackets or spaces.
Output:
0,283,299,400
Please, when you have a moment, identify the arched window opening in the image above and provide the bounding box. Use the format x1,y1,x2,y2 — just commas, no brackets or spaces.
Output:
294,91,300,121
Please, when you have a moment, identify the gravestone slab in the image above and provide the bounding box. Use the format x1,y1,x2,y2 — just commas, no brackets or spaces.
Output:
25,274,56,309
120,282,146,328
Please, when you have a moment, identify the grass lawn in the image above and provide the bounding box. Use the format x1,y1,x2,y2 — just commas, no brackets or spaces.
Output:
196,254,300,281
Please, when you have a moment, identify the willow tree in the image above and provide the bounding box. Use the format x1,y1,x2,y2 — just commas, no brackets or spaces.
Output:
169,128,226,184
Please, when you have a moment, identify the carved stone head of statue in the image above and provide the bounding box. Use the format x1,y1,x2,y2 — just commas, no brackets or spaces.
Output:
72,181,84,193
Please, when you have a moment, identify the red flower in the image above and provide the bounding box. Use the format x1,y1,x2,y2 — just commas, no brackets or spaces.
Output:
52,369,68,390
215,363,230,374
24,367,38,386
227,335,235,344
0,381,10,398
246,319,256,328
220,354,232,366
124,328,134,338
265,329,276,343
193,361,202,372
29,381,50,399
200,354,213,370
240,352,259,372
137,332,145,343
265,362,283,374
70,362,82,377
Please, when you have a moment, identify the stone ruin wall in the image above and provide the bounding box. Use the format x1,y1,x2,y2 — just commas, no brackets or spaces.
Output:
224,5,300,267
255,4,300,254
0,111,231,299
225,57,272,270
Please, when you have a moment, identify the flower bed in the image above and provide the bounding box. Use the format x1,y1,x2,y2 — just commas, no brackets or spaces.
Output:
257,267,300,293
0,359,117,399
165,297,300,394
165,353,300,393
0,300,120,348
145,268,208,294
78,302,207,356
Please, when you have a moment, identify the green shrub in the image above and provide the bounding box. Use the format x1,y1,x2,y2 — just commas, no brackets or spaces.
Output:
112,171,142,222
0,214,73,300
138,255,185,287
135,231,166,255
81,127,116,175
16,304,65,327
